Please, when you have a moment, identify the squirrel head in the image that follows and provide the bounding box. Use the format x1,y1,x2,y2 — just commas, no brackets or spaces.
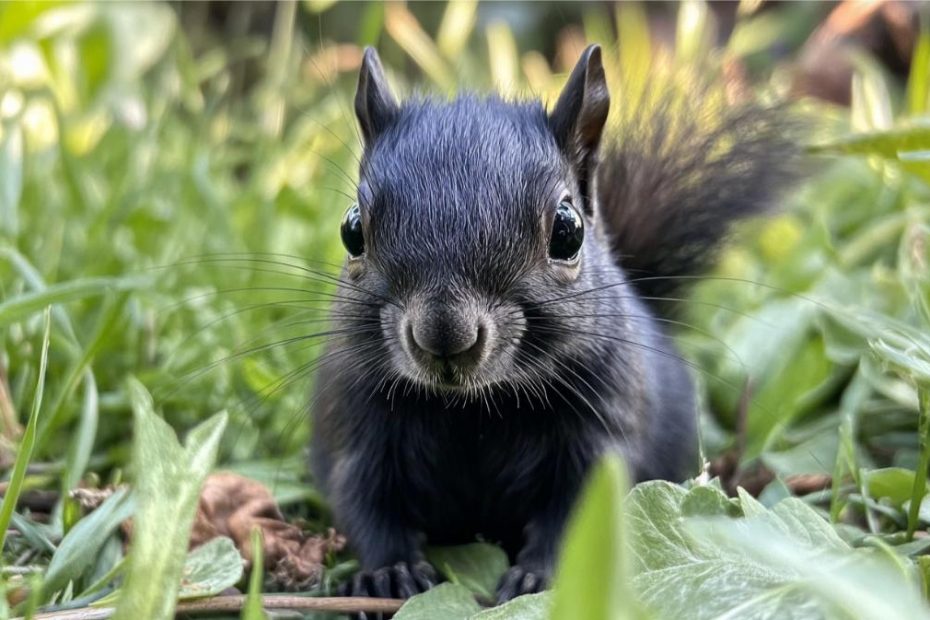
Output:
336,45,620,398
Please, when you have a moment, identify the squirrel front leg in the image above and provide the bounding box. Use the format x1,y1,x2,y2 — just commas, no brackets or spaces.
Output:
330,454,439,600
496,452,591,603
496,504,571,602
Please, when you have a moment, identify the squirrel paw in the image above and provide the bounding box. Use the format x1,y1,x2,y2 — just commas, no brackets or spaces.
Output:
340,561,439,619
495,565,548,603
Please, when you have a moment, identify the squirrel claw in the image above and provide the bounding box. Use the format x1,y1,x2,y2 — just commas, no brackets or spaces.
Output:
340,561,439,619
495,565,548,603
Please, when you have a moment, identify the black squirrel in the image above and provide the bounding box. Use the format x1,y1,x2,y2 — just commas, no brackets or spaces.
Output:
310,44,796,604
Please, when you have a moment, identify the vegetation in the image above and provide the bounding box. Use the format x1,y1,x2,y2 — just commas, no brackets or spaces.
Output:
0,1,929,618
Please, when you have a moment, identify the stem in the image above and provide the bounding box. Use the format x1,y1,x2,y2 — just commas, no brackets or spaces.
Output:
907,385,930,540
22,596,405,620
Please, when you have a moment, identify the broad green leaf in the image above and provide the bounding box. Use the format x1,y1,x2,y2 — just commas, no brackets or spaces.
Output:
748,334,833,458
550,456,643,620
688,516,930,620
178,536,243,600
393,583,481,620
766,499,847,551
624,481,920,619
473,592,550,620
426,543,509,601
865,468,927,509
42,487,135,600
112,379,227,620
680,485,739,518
737,487,768,518
762,430,838,479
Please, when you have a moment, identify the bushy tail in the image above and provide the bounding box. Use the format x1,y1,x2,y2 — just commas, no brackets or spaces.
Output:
597,78,799,312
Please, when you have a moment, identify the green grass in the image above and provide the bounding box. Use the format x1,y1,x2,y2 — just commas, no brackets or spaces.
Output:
1,1,930,618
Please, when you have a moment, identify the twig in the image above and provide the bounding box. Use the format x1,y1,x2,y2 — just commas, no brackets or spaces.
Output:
21,595,405,620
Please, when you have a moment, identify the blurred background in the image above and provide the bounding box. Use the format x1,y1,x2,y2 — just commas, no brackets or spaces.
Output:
1,0,930,607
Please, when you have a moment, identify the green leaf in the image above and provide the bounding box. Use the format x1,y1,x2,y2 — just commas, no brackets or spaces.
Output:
810,123,930,159
393,583,481,620
473,592,550,619
680,485,739,518
0,275,149,328
688,516,930,620
178,536,243,600
242,528,268,620
426,543,509,601
865,468,927,508
550,456,643,620
0,307,48,551
626,481,930,619
737,487,768,518
42,487,135,600
112,379,227,620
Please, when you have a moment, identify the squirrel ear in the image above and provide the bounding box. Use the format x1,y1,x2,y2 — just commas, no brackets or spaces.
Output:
355,47,399,144
549,44,610,154
549,45,610,211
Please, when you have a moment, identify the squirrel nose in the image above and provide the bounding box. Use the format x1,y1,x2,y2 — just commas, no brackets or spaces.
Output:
407,305,485,361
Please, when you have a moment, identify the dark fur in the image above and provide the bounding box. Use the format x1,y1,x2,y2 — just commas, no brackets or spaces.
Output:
310,46,794,605
599,90,797,305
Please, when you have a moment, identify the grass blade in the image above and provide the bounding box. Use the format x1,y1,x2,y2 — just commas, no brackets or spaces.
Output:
41,487,134,600
907,13,930,116
436,0,476,60
384,3,454,91
0,276,148,328
242,528,268,620
909,386,930,540
0,307,50,553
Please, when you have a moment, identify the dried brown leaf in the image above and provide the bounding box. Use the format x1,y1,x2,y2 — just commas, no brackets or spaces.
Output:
191,472,345,590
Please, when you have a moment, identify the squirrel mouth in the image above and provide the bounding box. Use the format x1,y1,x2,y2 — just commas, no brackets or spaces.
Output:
424,361,472,390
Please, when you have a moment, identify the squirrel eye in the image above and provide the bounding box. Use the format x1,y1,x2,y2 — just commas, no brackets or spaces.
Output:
340,204,365,258
549,201,584,262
